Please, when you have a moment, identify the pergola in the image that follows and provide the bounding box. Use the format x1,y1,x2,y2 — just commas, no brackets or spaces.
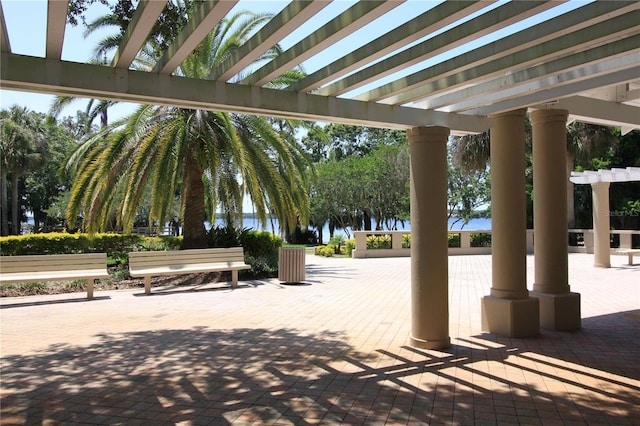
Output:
570,167,640,267
1,0,639,348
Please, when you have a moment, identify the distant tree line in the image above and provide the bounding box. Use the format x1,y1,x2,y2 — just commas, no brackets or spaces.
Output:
450,119,640,232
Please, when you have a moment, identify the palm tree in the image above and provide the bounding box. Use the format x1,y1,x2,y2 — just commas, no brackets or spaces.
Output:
0,107,45,235
566,122,618,228
51,0,191,130
450,131,491,173
451,119,619,228
65,13,312,249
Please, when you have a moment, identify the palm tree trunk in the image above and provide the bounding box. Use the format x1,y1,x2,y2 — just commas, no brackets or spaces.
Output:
180,155,207,249
11,174,21,235
566,153,576,229
0,171,8,236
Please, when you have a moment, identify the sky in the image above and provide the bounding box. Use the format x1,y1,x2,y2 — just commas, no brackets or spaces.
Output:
0,0,586,122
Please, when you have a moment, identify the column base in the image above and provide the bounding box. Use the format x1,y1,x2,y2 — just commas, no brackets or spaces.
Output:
409,335,451,350
481,296,539,337
530,291,581,331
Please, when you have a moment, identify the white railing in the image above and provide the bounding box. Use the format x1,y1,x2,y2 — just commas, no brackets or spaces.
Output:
352,229,639,258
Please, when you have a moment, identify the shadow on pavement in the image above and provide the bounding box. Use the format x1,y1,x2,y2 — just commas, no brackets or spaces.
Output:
2,310,639,424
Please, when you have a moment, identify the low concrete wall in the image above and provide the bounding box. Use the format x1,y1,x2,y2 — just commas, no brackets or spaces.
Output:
352,230,507,258
352,229,639,258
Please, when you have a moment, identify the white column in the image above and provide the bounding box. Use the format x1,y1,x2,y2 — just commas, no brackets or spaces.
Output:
481,109,539,338
408,126,450,350
592,182,611,268
530,109,580,331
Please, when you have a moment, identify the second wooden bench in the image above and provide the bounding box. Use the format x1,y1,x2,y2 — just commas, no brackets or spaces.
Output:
128,247,251,295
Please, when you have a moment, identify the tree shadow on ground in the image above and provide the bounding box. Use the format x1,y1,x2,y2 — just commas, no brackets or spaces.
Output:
1,312,639,424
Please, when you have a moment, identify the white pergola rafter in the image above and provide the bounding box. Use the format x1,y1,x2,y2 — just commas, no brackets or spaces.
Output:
465,67,640,119
210,1,331,82
313,0,557,98
45,0,68,60
570,167,640,185
111,0,167,69
0,1,10,53
152,0,238,74
440,51,640,115
240,0,403,87
286,0,490,93
413,37,640,111
546,96,640,134
355,3,640,104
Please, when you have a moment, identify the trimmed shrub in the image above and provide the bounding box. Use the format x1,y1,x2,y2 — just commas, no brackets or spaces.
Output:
315,245,335,257
345,239,356,257
140,236,182,252
448,233,461,248
470,233,492,247
366,234,391,249
207,225,282,278
402,233,411,248
239,230,282,278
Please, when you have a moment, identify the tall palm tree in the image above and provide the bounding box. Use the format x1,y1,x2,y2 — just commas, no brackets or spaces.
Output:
0,107,45,235
65,13,312,249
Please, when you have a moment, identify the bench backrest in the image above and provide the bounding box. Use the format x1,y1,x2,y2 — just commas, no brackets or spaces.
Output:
128,247,246,269
0,253,108,274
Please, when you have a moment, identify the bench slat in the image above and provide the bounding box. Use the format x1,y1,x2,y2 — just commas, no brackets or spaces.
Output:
0,269,109,282
129,248,246,268
130,262,250,276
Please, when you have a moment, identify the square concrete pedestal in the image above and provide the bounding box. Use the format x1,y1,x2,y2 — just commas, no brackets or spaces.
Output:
481,296,540,337
530,291,581,331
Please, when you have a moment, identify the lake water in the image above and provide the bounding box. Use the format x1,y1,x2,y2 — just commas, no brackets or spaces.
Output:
25,215,491,243
220,217,492,244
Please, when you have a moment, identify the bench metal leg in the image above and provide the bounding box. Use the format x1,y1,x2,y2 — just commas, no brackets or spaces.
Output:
231,270,238,288
145,276,152,294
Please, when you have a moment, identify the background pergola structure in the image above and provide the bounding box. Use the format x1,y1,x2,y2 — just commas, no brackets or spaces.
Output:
1,0,639,348
570,167,640,268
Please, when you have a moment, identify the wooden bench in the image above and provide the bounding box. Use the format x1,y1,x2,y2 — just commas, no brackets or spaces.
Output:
615,249,640,265
0,253,109,299
128,247,251,295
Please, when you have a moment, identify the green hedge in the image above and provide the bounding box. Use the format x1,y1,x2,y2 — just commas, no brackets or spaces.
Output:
0,233,144,262
470,233,492,247
0,230,282,278
206,225,282,277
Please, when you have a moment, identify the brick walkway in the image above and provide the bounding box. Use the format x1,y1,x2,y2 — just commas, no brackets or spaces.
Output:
1,253,638,425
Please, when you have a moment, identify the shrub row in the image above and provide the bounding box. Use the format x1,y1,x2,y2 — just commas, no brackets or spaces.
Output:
359,232,492,249
315,238,355,257
0,233,147,260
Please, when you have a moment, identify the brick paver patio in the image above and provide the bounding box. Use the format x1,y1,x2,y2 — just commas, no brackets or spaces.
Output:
1,253,638,425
